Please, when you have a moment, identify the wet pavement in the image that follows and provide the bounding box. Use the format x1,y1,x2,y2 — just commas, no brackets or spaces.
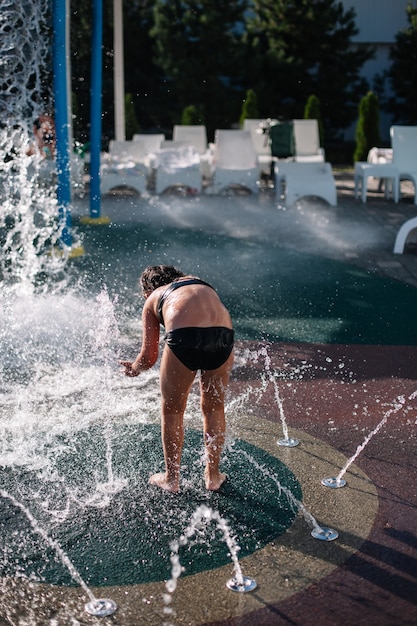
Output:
333,171,417,288
3,171,417,625
225,172,417,626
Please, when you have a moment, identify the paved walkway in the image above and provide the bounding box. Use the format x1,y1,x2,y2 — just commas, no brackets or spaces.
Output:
5,170,416,626
333,170,417,287
223,171,417,626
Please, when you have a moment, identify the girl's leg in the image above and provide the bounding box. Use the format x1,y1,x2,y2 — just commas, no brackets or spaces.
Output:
149,346,196,492
200,350,234,490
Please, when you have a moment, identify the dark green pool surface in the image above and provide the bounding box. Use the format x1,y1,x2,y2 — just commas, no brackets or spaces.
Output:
0,425,301,587
73,221,417,345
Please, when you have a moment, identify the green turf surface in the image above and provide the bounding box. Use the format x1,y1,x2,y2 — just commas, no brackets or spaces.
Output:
0,424,301,586
75,222,417,345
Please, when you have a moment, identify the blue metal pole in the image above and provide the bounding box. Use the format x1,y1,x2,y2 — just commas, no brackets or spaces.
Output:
53,0,72,247
89,0,103,218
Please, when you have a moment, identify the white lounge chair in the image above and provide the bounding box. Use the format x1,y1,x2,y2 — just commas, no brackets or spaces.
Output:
274,161,337,206
354,161,399,203
391,125,417,251
172,125,207,154
132,133,165,153
243,119,276,175
293,119,325,162
153,145,202,194
209,129,260,194
367,147,393,164
172,125,213,180
243,119,275,156
100,140,152,195
390,125,417,204
394,216,417,253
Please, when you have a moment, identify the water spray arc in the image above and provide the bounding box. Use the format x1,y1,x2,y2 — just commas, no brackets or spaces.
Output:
0,489,117,617
322,396,406,488
259,347,300,447
237,449,338,541
52,0,72,247
165,504,257,612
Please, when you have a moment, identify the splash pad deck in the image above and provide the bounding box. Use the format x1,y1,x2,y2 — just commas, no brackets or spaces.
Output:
1,189,417,624
0,405,379,625
1,339,416,625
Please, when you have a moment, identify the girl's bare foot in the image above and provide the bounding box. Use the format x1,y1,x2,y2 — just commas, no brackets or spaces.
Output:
205,469,227,491
149,472,179,493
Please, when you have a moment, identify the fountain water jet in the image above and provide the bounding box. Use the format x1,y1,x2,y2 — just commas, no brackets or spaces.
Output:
0,0,83,290
237,449,338,541
164,504,257,614
0,488,117,617
258,347,299,447
322,395,406,488
87,288,128,503
273,376,300,448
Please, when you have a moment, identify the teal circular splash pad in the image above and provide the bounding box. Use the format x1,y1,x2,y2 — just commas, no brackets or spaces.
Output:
76,221,417,345
0,424,302,587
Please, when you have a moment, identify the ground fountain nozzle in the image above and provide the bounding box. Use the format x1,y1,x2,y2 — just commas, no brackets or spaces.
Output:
321,476,346,488
85,598,118,617
277,436,300,447
226,575,257,593
311,526,339,541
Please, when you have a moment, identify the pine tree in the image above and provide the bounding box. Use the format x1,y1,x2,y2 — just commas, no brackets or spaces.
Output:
239,89,259,126
353,91,381,163
244,0,373,139
125,93,140,140
304,95,324,144
386,4,417,124
181,105,204,125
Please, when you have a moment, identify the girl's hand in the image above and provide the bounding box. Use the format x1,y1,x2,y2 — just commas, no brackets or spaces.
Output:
119,360,140,377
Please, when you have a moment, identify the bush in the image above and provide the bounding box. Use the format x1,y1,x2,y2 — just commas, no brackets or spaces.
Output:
353,91,381,163
125,93,140,139
239,89,259,127
304,94,324,144
181,105,204,125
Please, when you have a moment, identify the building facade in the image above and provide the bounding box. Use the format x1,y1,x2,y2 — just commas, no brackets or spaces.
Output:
342,0,416,140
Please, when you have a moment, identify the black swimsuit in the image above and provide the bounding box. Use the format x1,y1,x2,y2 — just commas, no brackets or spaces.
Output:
157,278,214,326
157,279,234,371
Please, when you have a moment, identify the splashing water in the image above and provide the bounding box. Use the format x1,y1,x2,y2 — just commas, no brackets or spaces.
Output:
166,505,244,593
0,0,81,291
0,283,144,524
322,395,407,489
0,487,117,616
236,449,323,534
257,346,299,445
337,396,405,482
86,288,128,505
163,504,256,623
237,447,338,540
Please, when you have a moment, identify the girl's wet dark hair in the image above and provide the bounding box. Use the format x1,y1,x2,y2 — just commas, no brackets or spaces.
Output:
140,265,185,296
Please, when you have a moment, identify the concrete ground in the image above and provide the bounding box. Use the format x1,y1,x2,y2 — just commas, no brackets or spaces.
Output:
227,171,417,626
332,171,417,287
2,171,417,625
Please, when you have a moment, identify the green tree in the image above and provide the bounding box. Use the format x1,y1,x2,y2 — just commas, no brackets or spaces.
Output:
353,91,381,163
70,1,162,143
181,105,205,125
239,89,259,126
122,0,167,132
70,1,115,144
150,0,249,139
386,4,417,124
243,0,374,139
304,94,324,144
125,93,140,139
